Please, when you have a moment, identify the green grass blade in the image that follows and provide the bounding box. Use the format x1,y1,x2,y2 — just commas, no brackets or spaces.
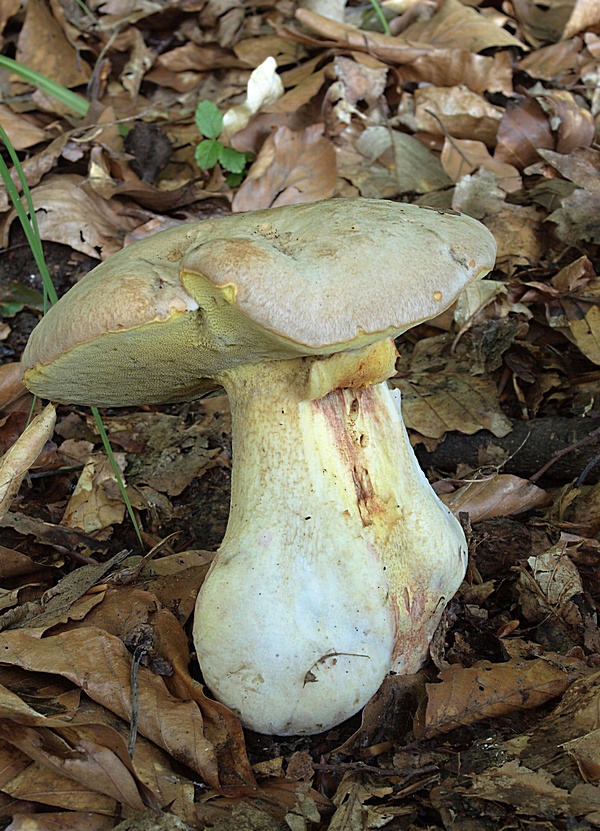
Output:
368,0,392,35
0,125,58,307
91,407,145,551
0,56,89,117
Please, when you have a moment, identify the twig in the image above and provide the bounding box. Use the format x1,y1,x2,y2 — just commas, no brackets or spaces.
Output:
530,424,600,483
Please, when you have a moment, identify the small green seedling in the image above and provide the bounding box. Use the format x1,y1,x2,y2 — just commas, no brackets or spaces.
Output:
194,100,251,187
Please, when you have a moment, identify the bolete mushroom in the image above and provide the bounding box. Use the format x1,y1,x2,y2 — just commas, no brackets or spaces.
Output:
22,198,496,735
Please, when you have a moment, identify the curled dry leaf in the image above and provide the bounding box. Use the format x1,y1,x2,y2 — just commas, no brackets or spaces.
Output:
563,0,600,38
4,175,144,260
444,474,551,522
0,105,47,151
0,404,56,522
418,658,574,738
62,452,127,533
0,626,221,788
0,684,154,813
232,124,336,211
441,137,522,191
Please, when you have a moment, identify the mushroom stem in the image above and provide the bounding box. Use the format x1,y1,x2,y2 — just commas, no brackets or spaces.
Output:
193,338,467,735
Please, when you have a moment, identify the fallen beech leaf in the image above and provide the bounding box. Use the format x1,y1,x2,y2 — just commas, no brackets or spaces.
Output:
0,105,47,150
356,127,451,194
6,812,113,830
519,37,585,80
563,0,600,38
412,86,503,146
511,0,574,44
466,760,569,818
400,0,526,51
0,405,56,522
394,374,512,439
232,124,336,211
442,137,521,191
0,363,31,413
0,626,220,786
550,296,600,363
62,452,126,533
289,10,514,94
495,95,554,169
0,684,153,813
419,658,572,737
14,0,91,93
453,169,544,268
534,89,595,153
443,474,551,522
4,175,143,260
569,783,600,825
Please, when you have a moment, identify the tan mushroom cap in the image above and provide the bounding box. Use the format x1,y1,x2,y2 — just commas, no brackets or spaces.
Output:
22,198,496,407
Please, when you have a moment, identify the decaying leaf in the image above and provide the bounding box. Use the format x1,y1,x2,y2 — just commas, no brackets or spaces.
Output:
394,374,512,439
419,658,575,738
0,405,56,522
232,124,336,210
444,474,551,522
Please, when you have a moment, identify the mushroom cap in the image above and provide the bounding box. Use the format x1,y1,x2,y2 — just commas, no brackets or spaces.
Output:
22,198,496,406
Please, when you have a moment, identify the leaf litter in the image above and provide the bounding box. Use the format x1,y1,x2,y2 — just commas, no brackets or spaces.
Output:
2,0,600,827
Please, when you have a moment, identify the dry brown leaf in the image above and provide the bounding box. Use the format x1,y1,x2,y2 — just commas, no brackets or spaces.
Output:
62,452,126,533
107,412,218,497
443,474,551,522
550,296,600,363
232,124,336,211
534,89,595,153
563,0,600,38
419,658,573,737
356,127,451,194
288,10,514,94
3,175,144,260
466,760,569,818
0,405,56,522
511,0,574,44
569,783,600,826
441,137,522,191
0,684,153,813
411,85,503,145
0,135,73,214
401,0,526,51
14,0,90,92
519,36,586,80
0,106,47,151
394,374,512,439
0,625,221,787
495,95,554,169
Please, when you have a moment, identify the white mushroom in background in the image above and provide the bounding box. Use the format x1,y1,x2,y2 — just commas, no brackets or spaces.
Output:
22,198,497,735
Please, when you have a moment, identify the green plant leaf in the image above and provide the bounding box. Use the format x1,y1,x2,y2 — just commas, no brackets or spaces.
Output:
195,139,222,170
225,171,245,188
218,145,249,174
195,100,223,140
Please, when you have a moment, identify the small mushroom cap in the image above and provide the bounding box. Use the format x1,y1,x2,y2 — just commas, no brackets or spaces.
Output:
22,198,496,407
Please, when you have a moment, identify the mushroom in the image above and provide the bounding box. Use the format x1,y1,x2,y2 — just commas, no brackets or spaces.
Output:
22,198,496,735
